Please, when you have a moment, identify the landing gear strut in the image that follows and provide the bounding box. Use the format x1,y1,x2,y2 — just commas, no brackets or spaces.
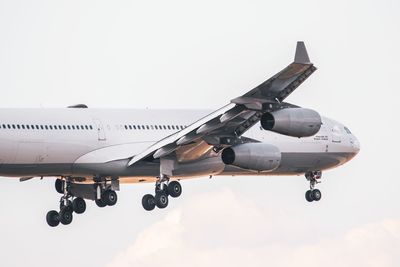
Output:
94,180,118,207
305,171,322,202
47,179,83,227
141,175,182,211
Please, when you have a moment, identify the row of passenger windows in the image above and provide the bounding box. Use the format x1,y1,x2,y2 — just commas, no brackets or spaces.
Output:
124,125,186,130
0,124,94,130
0,124,187,131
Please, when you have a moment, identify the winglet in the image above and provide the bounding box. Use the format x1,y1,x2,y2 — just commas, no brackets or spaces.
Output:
294,41,310,64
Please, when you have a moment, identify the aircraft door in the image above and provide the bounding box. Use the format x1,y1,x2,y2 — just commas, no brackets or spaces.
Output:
93,119,107,141
332,125,342,143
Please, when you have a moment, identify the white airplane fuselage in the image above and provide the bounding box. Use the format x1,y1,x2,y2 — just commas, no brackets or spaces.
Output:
0,108,359,183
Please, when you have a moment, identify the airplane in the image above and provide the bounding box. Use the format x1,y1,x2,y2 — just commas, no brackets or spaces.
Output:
0,42,360,227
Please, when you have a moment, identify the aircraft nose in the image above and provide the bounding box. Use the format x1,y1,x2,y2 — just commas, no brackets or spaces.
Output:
352,136,360,154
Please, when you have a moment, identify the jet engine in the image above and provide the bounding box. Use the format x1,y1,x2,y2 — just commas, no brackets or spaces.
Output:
221,143,281,172
260,108,322,138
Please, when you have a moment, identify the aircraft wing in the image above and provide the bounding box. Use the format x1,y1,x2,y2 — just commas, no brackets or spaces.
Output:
128,41,316,166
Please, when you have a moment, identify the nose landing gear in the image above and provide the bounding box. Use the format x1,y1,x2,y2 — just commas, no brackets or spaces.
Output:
305,171,322,202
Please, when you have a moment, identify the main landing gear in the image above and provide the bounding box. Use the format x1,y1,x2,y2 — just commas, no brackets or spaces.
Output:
46,178,118,227
142,175,182,211
305,170,322,202
47,179,86,227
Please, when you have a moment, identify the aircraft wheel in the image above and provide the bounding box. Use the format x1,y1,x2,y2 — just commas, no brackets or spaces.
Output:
305,190,314,202
46,210,60,227
142,194,156,211
155,192,169,209
95,199,107,208
167,181,182,198
72,197,86,214
102,190,118,206
55,179,64,194
59,208,73,225
60,200,73,212
155,185,169,195
312,189,322,201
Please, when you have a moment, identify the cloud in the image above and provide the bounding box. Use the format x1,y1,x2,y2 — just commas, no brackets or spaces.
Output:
106,189,400,267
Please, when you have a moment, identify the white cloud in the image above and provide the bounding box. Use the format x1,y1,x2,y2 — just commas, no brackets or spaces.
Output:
106,189,400,267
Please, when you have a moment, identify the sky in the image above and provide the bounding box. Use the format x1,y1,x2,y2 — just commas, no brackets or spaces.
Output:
0,0,399,266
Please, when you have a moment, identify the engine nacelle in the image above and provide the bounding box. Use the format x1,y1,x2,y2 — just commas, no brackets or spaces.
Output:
260,108,322,138
221,143,281,172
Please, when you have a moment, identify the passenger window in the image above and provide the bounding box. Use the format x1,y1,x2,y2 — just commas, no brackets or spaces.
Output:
8,125,11,129
67,126,71,130
17,125,20,129
133,125,136,130
2,124,5,128
49,126,53,130
125,125,128,130
155,125,158,130
12,125,15,129
26,125,30,129
21,125,25,129
167,126,171,130
35,125,39,129
71,126,75,130
89,125,93,130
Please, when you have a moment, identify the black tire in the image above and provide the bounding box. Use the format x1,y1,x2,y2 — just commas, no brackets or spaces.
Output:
312,189,322,201
155,192,169,209
59,208,73,225
102,190,118,206
142,194,156,211
95,199,107,208
155,185,169,195
72,197,86,214
167,181,182,198
55,179,64,194
46,210,60,227
60,200,73,212
305,190,314,202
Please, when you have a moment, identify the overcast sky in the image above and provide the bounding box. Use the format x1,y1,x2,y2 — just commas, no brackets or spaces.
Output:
0,0,399,266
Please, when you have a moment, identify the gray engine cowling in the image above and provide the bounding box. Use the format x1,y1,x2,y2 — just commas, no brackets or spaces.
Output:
221,143,281,172
260,108,322,138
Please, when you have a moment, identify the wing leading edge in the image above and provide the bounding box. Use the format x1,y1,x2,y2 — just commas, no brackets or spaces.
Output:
128,41,316,166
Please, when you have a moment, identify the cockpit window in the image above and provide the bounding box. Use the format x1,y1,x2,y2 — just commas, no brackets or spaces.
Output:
344,127,352,134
